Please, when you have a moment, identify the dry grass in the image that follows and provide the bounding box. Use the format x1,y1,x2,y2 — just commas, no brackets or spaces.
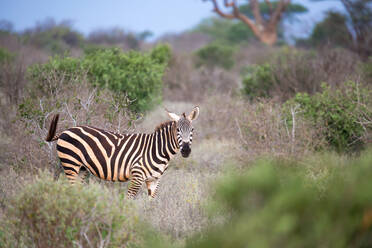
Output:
199,94,325,160
163,52,239,102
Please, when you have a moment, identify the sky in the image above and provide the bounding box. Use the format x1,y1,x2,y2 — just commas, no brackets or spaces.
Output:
0,0,344,39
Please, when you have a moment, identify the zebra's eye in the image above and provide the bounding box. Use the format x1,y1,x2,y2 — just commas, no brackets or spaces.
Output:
191,128,194,132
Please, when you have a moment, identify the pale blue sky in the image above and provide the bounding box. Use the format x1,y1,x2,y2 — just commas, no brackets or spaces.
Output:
0,0,344,39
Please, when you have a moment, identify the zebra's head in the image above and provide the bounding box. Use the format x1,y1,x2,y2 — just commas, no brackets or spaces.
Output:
167,106,199,158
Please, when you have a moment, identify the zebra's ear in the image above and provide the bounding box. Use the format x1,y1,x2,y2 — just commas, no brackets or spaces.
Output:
166,110,180,122
188,106,199,121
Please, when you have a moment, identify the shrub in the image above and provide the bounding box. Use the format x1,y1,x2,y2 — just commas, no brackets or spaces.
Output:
22,18,84,54
362,56,372,82
0,172,144,248
82,47,166,112
285,82,372,152
307,11,352,49
241,63,273,99
150,43,172,65
187,152,372,248
28,45,171,112
195,42,235,70
0,47,26,104
27,55,82,97
0,47,14,63
241,48,360,101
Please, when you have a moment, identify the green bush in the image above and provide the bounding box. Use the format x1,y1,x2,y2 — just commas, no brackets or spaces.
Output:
241,48,360,101
285,82,372,152
23,22,84,54
241,63,273,99
0,172,145,248
28,45,170,112
187,153,372,248
195,42,235,70
241,48,318,100
362,56,372,82
194,17,255,45
150,43,172,65
27,55,82,96
0,47,14,64
306,11,352,49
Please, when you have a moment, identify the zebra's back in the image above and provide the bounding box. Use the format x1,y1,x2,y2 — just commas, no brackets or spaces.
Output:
56,125,142,181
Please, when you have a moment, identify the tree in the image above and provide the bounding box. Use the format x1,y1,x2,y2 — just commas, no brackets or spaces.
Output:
341,0,372,57
312,0,372,58
307,11,352,48
202,0,295,45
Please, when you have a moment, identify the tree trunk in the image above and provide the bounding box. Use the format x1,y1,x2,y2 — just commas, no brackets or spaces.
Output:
257,30,277,46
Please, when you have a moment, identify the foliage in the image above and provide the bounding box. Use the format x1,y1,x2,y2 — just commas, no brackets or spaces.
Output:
28,45,171,112
0,47,25,104
239,1,308,21
0,172,149,248
82,46,168,112
305,11,352,48
241,47,360,101
194,17,255,44
22,18,84,54
241,63,273,99
0,47,14,64
362,56,372,82
150,43,172,65
285,82,372,152
87,27,153,49
195,42,235,70
27,55,82,97
187,153,372,248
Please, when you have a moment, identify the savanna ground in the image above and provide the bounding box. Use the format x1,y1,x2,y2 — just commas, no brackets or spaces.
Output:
0,6,372,247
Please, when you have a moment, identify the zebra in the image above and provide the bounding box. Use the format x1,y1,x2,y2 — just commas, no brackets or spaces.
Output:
45,107,199,199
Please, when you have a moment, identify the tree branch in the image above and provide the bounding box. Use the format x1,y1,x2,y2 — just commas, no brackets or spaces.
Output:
268,0,291,29
250,0,264,26
209,0,262,35
265,0,273,14
209,0,235,19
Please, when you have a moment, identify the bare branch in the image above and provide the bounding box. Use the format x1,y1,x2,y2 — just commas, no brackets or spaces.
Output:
250,0,264,26
269,0,291,28
265,0,273,14
210,0,235,19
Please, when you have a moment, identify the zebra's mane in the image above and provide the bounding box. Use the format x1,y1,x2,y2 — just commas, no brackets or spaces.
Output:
154,120,175,132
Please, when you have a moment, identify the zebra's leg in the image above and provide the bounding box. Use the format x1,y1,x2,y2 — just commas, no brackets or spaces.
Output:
146,179,160,199
60,160,83,185
62,166,80,185
79,167,89,184
127,165,145,199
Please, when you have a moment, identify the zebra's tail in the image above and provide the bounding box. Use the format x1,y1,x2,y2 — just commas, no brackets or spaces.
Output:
45,114,60,142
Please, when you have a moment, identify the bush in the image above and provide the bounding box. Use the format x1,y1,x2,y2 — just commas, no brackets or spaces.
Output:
27,55,82,97
241,63,273,99
195,42,235,70
0,47,26,104
22,18,84,54
0,47,14,63
285,82,372,152
305,11,352,49
187,153,372,248
28,45,171,112
241,48,360,101
0,172,144,248
362,56,372,83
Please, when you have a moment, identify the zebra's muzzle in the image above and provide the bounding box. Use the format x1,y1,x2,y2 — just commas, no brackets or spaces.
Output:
181,143,191,158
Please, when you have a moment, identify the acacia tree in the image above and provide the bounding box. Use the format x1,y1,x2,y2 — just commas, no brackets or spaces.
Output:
203,0,292,45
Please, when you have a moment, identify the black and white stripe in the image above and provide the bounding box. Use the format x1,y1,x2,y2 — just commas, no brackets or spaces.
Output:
46,107,199,199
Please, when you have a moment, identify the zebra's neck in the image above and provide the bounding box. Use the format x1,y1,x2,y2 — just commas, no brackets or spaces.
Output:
152,121,179,162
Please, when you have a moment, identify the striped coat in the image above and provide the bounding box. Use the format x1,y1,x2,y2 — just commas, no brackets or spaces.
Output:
46,107,199,198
